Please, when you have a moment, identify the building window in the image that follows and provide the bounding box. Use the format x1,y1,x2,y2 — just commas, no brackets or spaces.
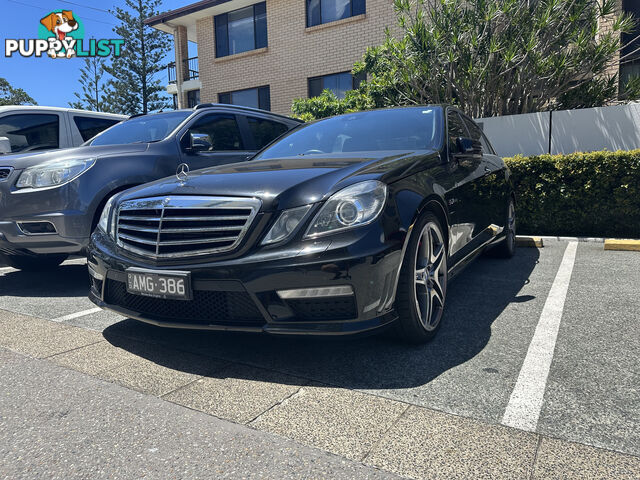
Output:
306,0,365,27
308,72,365,99
219,86,271,111
187,89,200,108
215,2,267,58
621,0,640,89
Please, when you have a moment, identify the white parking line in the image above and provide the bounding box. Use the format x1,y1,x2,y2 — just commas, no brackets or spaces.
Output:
0,267,13,273
52,307,103,323
502,241,578,432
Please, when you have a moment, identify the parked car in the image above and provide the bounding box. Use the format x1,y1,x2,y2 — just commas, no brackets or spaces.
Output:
0,106,125,154
87,106,516,343
0,104,301,270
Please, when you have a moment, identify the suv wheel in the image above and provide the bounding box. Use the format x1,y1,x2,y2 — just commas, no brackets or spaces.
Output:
394,212,448,343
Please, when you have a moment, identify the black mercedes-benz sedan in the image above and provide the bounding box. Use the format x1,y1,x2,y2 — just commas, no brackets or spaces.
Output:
87,106,516,343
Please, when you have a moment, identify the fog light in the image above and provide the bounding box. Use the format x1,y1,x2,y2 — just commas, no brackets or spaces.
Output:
17,221,57,235
277,285,354,299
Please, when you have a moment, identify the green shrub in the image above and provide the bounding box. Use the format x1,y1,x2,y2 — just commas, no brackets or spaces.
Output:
504,150,640,238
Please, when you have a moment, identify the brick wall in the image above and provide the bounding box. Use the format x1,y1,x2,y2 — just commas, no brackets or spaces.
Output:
196,0,397,115
598,0,623,81
174,25,190,109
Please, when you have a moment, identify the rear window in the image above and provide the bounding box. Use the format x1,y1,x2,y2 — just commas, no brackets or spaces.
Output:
247,116,289,149
0,113,59,153
73,116,121,142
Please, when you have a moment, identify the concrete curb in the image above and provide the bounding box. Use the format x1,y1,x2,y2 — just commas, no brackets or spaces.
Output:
604,239,640,252
515,236,543,248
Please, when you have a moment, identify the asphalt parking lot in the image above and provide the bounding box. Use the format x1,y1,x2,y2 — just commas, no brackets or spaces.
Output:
1,240,639,479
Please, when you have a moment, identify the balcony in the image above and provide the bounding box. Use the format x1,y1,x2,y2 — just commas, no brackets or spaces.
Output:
168,57,199,84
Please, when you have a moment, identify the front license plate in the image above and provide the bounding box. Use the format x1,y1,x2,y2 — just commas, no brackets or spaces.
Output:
126,269,192,300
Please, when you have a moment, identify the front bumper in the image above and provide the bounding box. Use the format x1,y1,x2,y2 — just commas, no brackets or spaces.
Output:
0,171,92,256
87,224,405,336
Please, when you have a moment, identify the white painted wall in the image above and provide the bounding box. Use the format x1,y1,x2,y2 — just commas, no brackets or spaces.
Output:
476,103,640,157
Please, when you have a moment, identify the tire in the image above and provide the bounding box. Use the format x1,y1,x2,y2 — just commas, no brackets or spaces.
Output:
0,253,68,271
394,211,448,344
490,197,516,259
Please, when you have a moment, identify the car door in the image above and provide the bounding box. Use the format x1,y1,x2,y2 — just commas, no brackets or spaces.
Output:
445,108,488,261
179,112,254,170
461,114,507,238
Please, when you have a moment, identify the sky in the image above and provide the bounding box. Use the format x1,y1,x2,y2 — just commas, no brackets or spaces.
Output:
0,0,197,108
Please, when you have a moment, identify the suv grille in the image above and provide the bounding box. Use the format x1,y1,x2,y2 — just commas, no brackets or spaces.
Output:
0,167,12,181
116,195,261,258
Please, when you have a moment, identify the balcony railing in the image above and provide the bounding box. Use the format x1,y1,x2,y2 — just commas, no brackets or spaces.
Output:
168,57,199,84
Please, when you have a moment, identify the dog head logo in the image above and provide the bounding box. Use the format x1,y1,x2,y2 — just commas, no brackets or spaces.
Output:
38,9,83,58
40,10,78,43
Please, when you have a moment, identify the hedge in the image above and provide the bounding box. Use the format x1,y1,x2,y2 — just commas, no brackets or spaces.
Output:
504,150,640,238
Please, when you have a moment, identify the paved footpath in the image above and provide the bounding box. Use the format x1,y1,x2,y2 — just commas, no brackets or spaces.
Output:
0,347,399,479
0,241,639,479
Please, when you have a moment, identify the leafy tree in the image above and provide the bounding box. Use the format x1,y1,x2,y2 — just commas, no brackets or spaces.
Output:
105,0,171,115
294,0,640,119
69,57,112,112
0,78,37,106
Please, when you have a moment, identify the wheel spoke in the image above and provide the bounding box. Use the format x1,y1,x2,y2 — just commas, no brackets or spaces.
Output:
415,285,429,324
431,278,445,307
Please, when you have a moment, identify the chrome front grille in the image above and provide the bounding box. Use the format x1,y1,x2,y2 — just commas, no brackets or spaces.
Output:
116,196,261,258
0,167,12,181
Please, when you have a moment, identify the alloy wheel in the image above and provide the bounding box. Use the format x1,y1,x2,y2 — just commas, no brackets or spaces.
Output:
414,221,447,331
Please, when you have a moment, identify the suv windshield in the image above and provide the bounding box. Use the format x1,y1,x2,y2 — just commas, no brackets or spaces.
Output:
255,107,443,160
89,111,192,146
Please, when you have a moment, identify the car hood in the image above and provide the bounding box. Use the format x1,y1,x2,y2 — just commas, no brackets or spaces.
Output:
118,150,441,211
0,144,149,169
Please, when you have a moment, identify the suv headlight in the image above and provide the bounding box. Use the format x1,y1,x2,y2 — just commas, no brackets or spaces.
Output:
16,157,96,190
304,180,387,238
97,194,118,238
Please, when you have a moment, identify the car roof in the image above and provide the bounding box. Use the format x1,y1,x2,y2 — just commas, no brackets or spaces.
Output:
136,104,301,123
0,105,126,119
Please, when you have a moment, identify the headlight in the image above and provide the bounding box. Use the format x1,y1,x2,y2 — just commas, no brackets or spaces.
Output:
304,180,387,238
16,157,96,190
97,194,118,238
262,205,312,245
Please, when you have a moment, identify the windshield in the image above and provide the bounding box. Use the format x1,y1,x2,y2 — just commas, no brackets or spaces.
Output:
255,107,443,160
89,111,192,146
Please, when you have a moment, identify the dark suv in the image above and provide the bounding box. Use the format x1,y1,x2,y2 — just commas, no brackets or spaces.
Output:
0,104,301,270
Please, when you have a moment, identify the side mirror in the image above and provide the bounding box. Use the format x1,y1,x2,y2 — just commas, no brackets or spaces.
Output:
456,137,482,156
0,137,11,154
189,132,212,152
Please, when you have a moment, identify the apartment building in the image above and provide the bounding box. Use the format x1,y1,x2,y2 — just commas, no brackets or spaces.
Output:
145,0,396,115
148,0,640,115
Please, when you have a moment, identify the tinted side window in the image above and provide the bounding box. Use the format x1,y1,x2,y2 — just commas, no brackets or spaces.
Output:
461,116,490,154
183,114,244,151
447,110,467,155
73,116,120,142
247,117,288,149
0,114,59,153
